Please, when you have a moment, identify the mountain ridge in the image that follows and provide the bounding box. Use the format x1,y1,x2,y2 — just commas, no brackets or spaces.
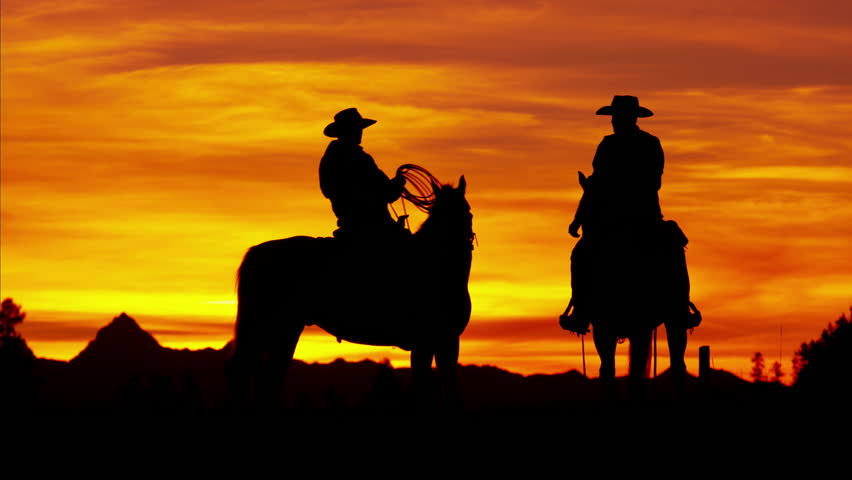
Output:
5,312,772,412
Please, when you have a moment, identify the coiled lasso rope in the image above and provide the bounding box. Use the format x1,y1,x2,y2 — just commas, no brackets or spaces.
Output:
396,164,440,213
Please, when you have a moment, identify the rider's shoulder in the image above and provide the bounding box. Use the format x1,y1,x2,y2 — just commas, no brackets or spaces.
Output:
599,133,618,145
322,140,341,158
324,139,345,153
323,140,367,160
637,128,660,143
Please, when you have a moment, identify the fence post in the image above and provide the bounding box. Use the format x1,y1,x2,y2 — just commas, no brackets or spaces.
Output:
699,345,710,395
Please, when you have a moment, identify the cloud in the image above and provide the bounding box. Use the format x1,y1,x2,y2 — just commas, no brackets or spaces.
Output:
5,0,852,89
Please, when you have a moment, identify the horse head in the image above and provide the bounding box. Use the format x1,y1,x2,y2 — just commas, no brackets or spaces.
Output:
418,175,474,252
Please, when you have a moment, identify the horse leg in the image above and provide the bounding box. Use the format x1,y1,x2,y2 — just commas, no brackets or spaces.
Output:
592,325,617,403
434,336,461,409
226,333,259,411
628,329,653,404
411,347,435,410
255,321,304,411
665,321,688,400
226,298,266,411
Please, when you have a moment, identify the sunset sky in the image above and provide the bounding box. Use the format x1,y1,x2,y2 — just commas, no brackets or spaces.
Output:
2,0,851,381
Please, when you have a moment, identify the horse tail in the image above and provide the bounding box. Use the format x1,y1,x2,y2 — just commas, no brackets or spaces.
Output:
226,245,263,407
234,245,263,357
228,238,313,408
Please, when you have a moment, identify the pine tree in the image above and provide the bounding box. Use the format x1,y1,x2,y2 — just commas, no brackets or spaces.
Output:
0,298,27,344
769,361,784,383
793,308,852,398
750,352,766,382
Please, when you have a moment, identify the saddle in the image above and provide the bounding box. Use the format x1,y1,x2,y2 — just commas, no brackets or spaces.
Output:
307,228,421,350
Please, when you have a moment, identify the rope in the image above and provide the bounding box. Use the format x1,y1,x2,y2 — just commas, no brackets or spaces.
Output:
390,197,411,230
396,164,440,213
401,193,410,230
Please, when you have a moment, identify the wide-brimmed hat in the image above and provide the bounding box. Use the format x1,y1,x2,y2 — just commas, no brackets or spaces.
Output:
323,108,377,137
596,95,653,118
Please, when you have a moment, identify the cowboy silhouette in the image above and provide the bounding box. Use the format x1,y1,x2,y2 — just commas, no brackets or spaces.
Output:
570,95,663,238
561,97,698,402
564,95,665,329
319,108,408,241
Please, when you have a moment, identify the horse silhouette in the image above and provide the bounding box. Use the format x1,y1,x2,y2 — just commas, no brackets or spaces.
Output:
228,174,473,409
562,171,699,401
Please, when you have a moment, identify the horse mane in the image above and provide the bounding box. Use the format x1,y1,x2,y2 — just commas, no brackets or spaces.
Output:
414,183,456,235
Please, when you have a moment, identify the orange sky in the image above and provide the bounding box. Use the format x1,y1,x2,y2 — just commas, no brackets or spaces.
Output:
2,0,851,381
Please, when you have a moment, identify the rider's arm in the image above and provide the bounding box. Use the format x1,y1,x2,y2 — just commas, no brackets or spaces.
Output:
386,174,406,203
363,152,405,204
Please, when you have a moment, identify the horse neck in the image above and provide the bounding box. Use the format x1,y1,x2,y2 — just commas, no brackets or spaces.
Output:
414,212,473,280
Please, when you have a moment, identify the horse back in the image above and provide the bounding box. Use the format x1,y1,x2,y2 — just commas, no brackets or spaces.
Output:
236,235,426,350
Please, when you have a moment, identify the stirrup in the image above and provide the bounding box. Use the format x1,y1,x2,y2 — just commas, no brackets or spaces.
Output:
559,300,590,335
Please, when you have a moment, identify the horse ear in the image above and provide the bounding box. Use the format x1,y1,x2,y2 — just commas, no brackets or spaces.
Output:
578,171,587,190
458,175,466,194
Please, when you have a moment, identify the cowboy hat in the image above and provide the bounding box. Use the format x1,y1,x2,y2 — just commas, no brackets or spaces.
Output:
596,95,654,118
323,108,377,137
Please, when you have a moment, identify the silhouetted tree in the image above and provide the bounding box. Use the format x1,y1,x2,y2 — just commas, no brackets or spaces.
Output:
750,352,766,382
0,299,34,410
769,361,784,383
0,298,26,344
791,355,803,383
793,308,852,399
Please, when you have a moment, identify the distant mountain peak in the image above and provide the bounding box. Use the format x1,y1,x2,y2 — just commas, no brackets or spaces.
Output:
96,312,158,343
70,312,162,368
110,312,142,329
